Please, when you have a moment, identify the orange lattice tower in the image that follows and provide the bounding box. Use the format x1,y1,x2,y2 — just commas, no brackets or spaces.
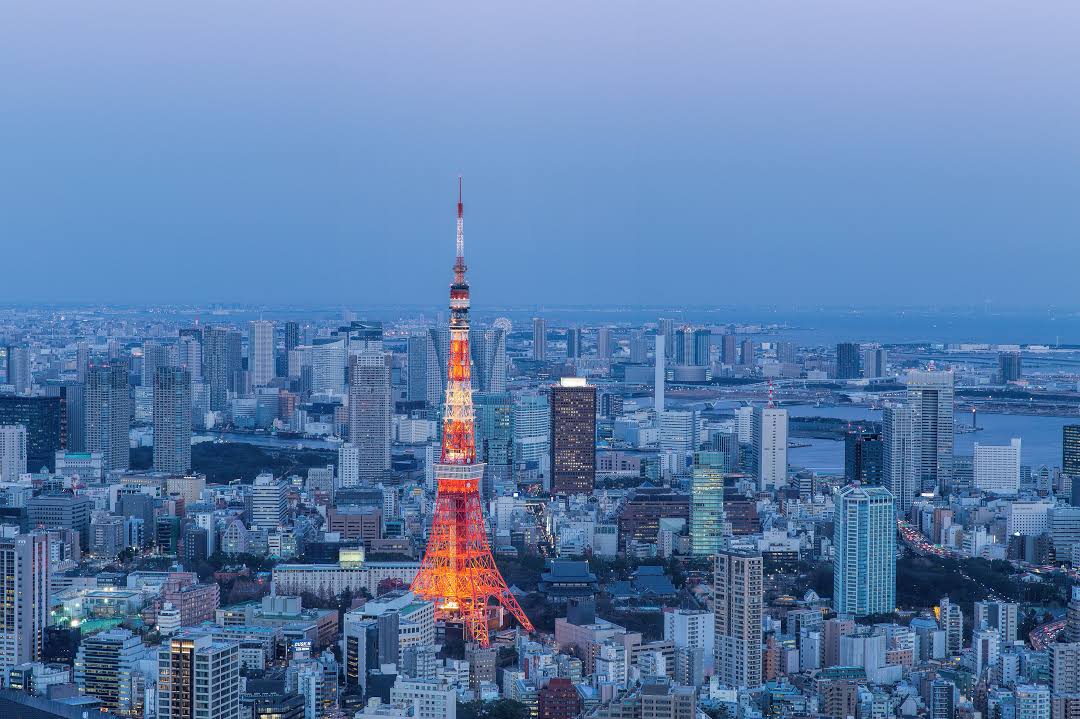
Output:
411,178,535,646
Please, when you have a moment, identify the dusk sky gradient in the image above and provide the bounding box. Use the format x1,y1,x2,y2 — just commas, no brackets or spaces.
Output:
2,3,1079,307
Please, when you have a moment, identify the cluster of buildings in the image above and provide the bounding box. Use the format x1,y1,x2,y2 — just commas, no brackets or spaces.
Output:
2,293,1080,719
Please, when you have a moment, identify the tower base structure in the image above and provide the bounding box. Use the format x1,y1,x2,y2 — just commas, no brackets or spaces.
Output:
411,462,534,646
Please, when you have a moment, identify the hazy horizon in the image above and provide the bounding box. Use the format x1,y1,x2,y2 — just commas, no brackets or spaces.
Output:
3,2,1078,306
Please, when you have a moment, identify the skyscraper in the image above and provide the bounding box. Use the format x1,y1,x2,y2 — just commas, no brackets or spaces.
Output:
0,425,27,482
550,377,596,495
908,369,955,495
740,339,754,367
348,349,391,481
654,334,666,413
630,332,647,363
1064,425,1080,479
0,395,62,471
204,327,239,411
862,347,886,379
714,548,762,689
284,321,300,355
566,328,582,359
249,320,276,387
0,528,49,672
835,343,861,380
844,430,883,485
999,352,1022,383
533,318,547,360
157,634,241,719
86,362,131,471
153,366,192,474
471,327,507,393
5,345,31,394
692,329,711,366
974,438,1022,496
250,473,287,533
407,333,429,404
753,406,788,491
597,328,612,360
883,404,916,512
720,335,737,365
832,484,896,616
690,452,727,557
142,341,177,389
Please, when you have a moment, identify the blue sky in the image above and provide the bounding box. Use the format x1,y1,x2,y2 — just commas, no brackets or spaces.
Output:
1,2,1078,307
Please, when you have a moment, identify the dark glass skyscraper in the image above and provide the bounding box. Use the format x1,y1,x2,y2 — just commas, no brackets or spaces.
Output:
0,395,61,472
835,343,861,380
844,430,883,485
999,352,1022,383
550,378,596,496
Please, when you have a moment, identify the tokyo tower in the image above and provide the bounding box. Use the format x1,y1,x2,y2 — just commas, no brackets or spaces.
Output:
411,179,535,647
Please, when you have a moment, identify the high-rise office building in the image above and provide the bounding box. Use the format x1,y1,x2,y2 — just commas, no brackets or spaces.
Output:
178,336,202,382
142,341,178,389
720,335,737,365
338,443,360,488
425,327,450,408
844,430,883,485
597,328,612,360
474,392,513,490
512,393,550,470
630,332,647,363
550,378,596,495
690,452,727,557
691,329,711,366
348,349,391,481
157,634,241,719
654,335,666,413
249,320,276,387
753,406,788,491
974,438,1021,496
883,405,916,512
407,334,429,404
0,528,49,672
153,367,192,474
533,318,547,361
835,343,861,380
660,410,698,456
775,341,796,365
0,425,27,482
74,628,144,713
1064,426,1080,480
471,327,507,393
566,328,582,360
45,381,86,453
862,347,886,379
832,484,896,616
714,548,762,689
999,352,1022,383
908,369,955,495
204,327,240,411
0,395,62,472
86,362,131,471
251,473,287,531
740,339,754,367
284,321,300,355
5,345,31,394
